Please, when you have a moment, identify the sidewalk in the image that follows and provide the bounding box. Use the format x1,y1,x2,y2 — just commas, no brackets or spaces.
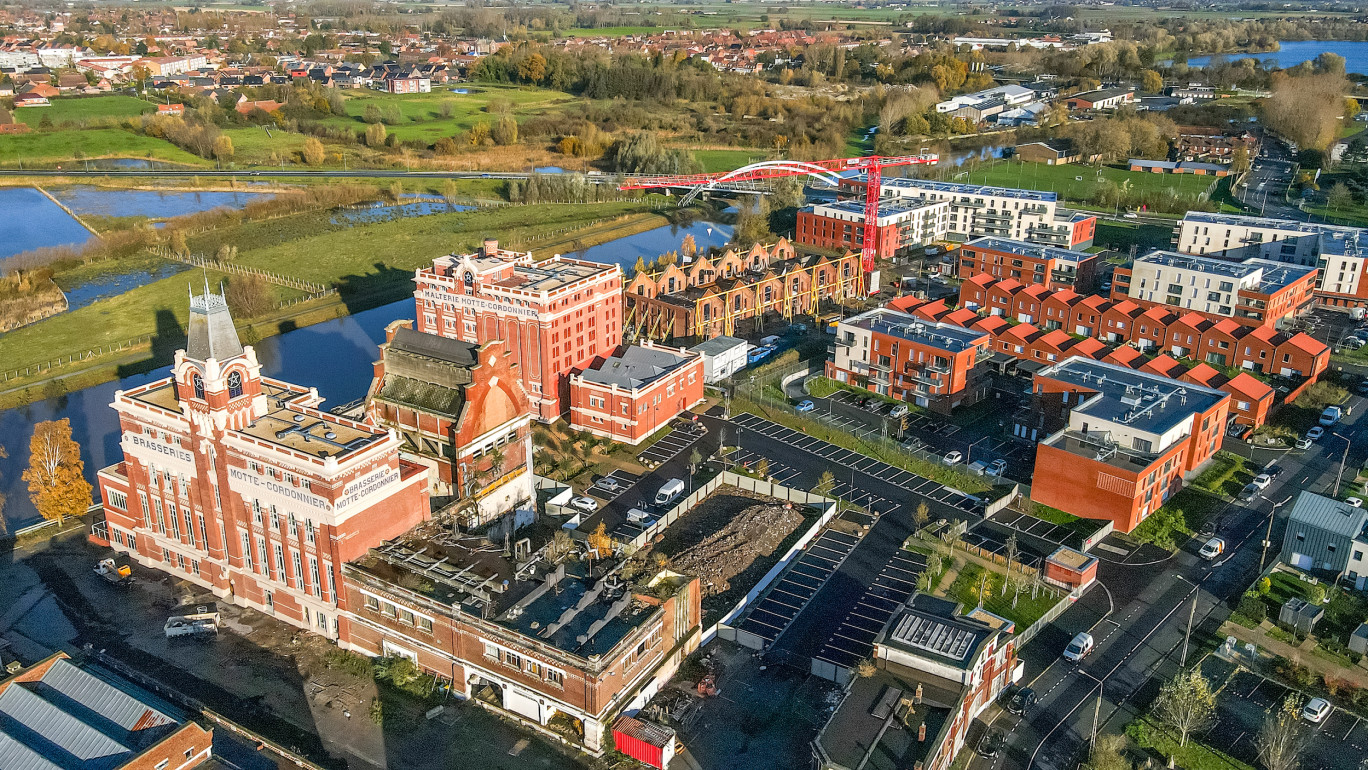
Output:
1222,621,1368,689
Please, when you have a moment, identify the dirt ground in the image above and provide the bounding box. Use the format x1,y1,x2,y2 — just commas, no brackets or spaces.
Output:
646,487,813,625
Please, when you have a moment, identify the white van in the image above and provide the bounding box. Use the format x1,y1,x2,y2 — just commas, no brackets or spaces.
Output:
654,478,685,506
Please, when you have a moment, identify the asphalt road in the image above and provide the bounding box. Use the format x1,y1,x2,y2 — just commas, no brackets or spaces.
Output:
1236,142,1301,220
978,393,1368,770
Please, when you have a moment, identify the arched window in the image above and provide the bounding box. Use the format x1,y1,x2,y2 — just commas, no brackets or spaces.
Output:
227,371,243,399
192,373,204,400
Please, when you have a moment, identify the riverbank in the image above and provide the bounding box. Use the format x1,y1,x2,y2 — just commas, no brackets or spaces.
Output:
0,204,670,410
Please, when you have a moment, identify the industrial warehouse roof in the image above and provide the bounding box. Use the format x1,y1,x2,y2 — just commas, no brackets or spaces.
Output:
1037,357,1226,436
578,345,696,390
1287,491,1368,539
0,656,186,770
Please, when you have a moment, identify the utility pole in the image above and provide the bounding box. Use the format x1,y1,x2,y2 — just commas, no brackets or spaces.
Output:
1181,590,1198,667
1261,496,1291,573
1334,432,1352,497
1092,684,1103,749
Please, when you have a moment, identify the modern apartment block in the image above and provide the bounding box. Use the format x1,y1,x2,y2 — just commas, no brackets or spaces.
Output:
796,199,949,258
414,239,624,422
827,308,993,412
957,237,1101,291
1024,357,1230,532
1175,212,1368,307
96,287,431,640
365,321,535,527
568,342,706,444
1111,251,1317,328
855,178,1058,243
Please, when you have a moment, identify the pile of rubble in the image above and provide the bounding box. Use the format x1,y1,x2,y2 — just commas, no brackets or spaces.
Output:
668,497,805,597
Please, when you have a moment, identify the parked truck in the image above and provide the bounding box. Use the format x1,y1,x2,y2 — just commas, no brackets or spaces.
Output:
164,602,220,640
93,558,132,587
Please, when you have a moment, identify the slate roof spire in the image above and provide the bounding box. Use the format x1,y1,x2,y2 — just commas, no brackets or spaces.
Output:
186,278,244,362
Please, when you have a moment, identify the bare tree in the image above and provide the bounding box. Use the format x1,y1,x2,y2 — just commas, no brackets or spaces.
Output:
1005,533,1021,608
1256,696,1306,770
1153,670,1217,748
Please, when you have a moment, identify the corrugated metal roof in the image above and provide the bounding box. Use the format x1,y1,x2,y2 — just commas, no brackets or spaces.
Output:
0,729,64,770
1288,490,1368,538
38,658,177,736
0,685,131,769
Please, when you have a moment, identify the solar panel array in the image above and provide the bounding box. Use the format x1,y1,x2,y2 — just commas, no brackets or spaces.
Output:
889,614,975,661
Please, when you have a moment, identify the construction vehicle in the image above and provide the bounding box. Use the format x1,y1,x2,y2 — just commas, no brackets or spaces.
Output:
93,558,132,587
164,602,220,640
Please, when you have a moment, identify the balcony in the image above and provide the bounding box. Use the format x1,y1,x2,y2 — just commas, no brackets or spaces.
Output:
976,211,1013,223
927,360,951,374
870,372,891,386
871,359,892,373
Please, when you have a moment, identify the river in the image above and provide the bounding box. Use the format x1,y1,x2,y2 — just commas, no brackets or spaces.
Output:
1184,40,1368,73
0,218,728,531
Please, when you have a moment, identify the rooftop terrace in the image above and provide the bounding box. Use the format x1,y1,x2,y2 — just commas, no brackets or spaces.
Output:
1038,356,1226,436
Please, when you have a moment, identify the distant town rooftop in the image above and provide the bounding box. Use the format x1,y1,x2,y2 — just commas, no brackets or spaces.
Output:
848,308,987,353
876,176,1058,202
1038,356,1227,436
967,236,1087,263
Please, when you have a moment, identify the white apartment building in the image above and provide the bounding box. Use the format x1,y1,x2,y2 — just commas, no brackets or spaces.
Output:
1176,212,1368,305
868,178,1058,243
935,84,1036,113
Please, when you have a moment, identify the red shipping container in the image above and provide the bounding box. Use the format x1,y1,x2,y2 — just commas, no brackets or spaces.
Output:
613,715,676,769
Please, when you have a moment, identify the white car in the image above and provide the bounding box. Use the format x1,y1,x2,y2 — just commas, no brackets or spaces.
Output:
943,450,964,465
1320,406,1342,427
569,496,599,513
1199,537,1225,560
987,459,1008,477
890,404,910,419
1304,697,1332,723
1307,426,1326,442
1295,437,1313,450
1251,473,1272,491
1063,632,1095,662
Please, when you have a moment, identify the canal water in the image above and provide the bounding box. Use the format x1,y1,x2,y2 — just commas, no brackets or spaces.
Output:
1184,40,1368,73
0,218,728,531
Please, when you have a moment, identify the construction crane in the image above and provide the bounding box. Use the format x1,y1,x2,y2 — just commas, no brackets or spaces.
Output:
618,154,939,276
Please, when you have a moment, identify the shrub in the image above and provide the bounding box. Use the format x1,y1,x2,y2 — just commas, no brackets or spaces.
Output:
1237,593,1267,624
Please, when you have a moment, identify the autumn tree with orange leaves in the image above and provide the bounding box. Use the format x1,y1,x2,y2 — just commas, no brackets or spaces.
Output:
23,419,92,526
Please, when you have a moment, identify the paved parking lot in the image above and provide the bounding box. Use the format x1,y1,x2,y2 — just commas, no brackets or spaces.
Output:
739,522,866,646
813,550,926,670
732,412,984,512
638,421,706,466
1200,664,1368,770
586,470,639,503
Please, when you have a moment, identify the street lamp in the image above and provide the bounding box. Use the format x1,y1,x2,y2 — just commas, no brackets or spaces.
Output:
1333,431,1352,497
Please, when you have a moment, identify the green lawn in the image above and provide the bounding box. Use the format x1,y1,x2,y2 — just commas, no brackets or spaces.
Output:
217,201,651,287
562,25,664,36
1192,450,1257,498
946,564,1060,630
320,85,584,144
693,148,766,173
954,161,1218,201
1093,220,1176,252
1126,717,1256,770
0,127,205,167
1130,486,1226,550
15,95,156,126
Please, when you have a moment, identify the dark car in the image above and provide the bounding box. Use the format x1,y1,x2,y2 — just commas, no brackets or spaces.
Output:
1006,686,1037,715
977,729,1005,758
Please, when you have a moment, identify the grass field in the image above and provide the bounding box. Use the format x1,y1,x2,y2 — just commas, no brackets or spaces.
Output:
562,25,664,36
15,95,157,126
0,127,206,167
693,148,766,172
1093,220,1177,252
952,161,1218,201
323,84,583,144
0,201,656,379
